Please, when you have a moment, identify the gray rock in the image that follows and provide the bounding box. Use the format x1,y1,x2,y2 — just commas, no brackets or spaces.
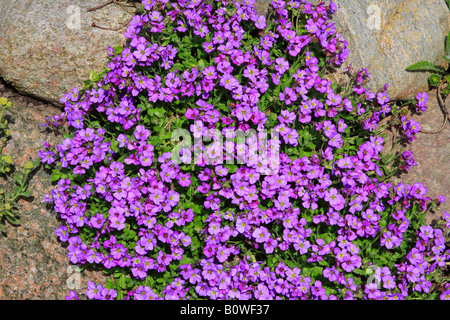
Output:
254,0,271,16
323,0,450,100
0,0,135,106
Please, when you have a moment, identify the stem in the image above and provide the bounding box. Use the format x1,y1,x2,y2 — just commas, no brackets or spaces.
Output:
420,80,449,134
87,0,114,12
0,106,5,120
92,19,132,31
370,232,381,246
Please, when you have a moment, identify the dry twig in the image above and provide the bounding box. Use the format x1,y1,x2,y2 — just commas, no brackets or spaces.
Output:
88,0,137,31
419,81,449,134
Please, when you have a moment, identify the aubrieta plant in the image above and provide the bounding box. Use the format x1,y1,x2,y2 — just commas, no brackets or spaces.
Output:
40,0,450,300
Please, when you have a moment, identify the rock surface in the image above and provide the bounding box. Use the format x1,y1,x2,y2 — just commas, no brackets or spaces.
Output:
254,0,271,16
0,0,135,107
316,0,450,101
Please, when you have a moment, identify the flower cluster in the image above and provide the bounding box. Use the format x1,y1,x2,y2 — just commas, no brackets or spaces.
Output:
40,0,449,300
399,149,417,172
401,116,421,142
415,92,428,113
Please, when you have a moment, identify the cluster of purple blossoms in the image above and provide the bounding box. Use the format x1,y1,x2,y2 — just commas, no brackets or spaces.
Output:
400,116,421,142
399,149,417,172
39,0,449,301
415,92,428,113
50,149,193,279
362,223,450,299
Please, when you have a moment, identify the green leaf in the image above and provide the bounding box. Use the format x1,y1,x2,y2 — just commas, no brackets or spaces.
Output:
446,31,450,59
193,214,203,231
13,173,22,184
2,154,12,164
182,57,198,69
20,190,32,198
149,136,162,147
154,108,166,118
51,173,61,182
429,74,442,86
198,59,206,69
302,267,311,277
445,74,450,84
352,268,365,275
119,274,127,289
406,61,447,74
114,45,124,56
5,214,20,226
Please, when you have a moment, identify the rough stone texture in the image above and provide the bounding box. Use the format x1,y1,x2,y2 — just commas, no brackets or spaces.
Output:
0,79,110,300
322,0,450,101
0,0,136,107
254,0,271,16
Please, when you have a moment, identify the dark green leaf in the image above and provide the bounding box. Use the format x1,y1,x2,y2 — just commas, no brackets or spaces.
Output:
446,31,450,58
20,190,32,198
406,61,446,74
13,173,22,184
429,74,442,86
114,45,124,56
119,274,127,289
5,214,20,225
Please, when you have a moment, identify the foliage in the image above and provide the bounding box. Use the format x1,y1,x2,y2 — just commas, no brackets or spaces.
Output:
0,97,12,175
40,0,450,300
0,97,40,234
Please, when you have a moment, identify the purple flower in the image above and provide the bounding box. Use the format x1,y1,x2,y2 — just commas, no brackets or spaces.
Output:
279,87,297,105
55,225,70,242
325,188,345,209
254,15,266,29
381,231,402,249
39,150,56,164
323,266,339,282
252,226,270,243
216,245,231,263
86,281,103,300
193,24,209,38
235,105,252,122
377,91,390,105
89,213,106,229
274,57,289,75
220,74,239,90
328,133,343,149
109,214,126,230
410,182,427,200
416,91,428,112
65,291,79,300
441,289,450,300
418,225,434,241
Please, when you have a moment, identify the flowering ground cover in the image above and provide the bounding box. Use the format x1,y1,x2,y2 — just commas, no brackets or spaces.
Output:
39,0,450,300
